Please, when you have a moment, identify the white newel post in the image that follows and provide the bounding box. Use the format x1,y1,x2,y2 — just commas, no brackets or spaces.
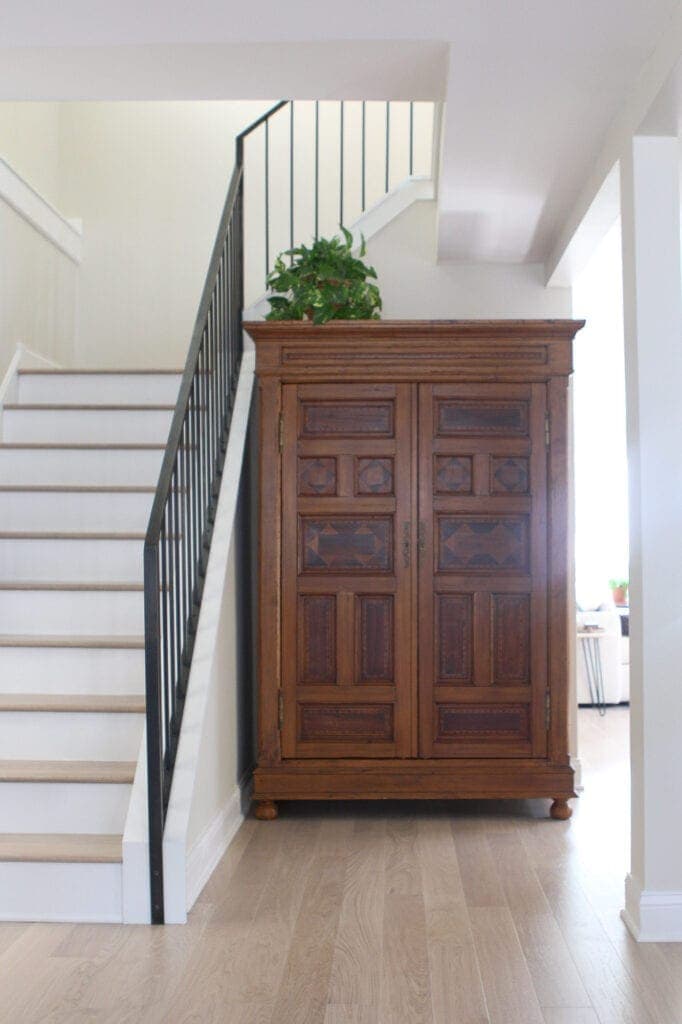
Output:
620,134,682,942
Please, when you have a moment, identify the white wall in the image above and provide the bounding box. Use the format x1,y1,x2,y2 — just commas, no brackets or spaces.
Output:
572,221,629,608
365,200,572,318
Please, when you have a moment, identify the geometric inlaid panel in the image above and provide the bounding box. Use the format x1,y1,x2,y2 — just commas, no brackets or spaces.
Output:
298,703,394,742
434,456,473,495
298,457,337,496
301,518,392,573
356,457,394,495
435,594,473,683
491,457,530,494
493,594,531,684
301,401,394,437
436,400,529,437
298,595,336,684
438,515,529,574
435,703,530,741
357,595,394,683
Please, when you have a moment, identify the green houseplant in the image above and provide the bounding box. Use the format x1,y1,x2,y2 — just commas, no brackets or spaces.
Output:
265,227,382,324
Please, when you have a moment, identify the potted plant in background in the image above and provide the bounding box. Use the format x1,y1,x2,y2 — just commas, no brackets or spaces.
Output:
609,578,629,606
265,227,382,323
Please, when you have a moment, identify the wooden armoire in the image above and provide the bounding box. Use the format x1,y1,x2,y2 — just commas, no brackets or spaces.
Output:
246,320,583,820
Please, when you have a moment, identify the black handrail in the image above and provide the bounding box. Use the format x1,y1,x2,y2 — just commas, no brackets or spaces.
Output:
144,100,286,925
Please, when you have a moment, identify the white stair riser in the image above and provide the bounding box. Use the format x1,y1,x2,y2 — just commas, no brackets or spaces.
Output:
0,448,163,486
0,782,131,833
0,589,144,635
2,408,173,445
17,373,181,405
0,862,122,922
0,711,143,759
0,538,143,581
0,647,144,695
0,490,152,531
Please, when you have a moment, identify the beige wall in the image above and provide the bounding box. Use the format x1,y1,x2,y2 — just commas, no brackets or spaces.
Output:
0,102,61,203
57,101,271,368
0,103,77,377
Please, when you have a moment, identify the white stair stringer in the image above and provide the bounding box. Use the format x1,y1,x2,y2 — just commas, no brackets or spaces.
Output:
0,366,179,923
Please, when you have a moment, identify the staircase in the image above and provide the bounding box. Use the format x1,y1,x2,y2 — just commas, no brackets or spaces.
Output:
0,366,179,922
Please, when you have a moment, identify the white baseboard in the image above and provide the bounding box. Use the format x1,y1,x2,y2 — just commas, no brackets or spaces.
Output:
185,780,249,912
623,873,682,941
0,157,83,264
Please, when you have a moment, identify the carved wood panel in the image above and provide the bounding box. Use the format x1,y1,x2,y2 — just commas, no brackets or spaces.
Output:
282,383,413,758
419,382,548,758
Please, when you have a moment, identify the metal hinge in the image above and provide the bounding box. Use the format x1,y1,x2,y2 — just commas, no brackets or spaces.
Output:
278,413,284,452
278,690,284,730
545,689,551,730
544,411,550,448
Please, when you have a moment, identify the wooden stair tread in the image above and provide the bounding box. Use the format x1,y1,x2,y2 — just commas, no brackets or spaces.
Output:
0,485,157,493
0,694,145,713
0,443,167,451
0,581,144,591
0,760,136,783
18,368,182,375
0,834,122,863
0,531,146,540
0,634,144,649
3,403,175,411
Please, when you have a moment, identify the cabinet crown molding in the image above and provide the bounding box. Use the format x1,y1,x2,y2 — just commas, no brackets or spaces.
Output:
245,319,585,381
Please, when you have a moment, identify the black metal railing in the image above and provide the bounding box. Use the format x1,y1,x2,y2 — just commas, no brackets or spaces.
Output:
144,98,433,923
242,100,432,303
143,101,285,924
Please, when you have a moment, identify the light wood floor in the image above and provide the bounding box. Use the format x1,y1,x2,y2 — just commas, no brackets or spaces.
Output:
2,706,682,1024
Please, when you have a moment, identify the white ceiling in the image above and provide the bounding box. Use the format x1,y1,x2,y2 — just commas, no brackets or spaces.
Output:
0,0,679,265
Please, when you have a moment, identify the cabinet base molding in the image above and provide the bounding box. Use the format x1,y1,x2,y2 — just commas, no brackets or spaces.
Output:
254,759,575,807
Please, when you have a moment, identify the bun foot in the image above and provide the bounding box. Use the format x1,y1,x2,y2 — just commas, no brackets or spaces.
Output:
254,799,278,821
550,798,572,821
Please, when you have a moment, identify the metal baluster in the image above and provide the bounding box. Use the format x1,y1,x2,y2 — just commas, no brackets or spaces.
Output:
409,101,414,177
339,100,344,227
361,101,366,213
314,101,320,241
264,119,270,280
385,101,390,194
290,102,294,260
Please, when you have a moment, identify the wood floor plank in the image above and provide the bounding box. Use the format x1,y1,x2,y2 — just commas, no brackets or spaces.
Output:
542,1010,601,1024
327,819,387,1009
379,893,432,1024
469,906,545,1024
487,833,592,1010
417,813,466,908
325,1006,378,1024
230,818,322,1004
268,819,349,1024
451,829,506,908
384,814,422,897
425,903,490,1024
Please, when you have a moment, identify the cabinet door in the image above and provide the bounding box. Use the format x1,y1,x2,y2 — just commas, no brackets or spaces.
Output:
281,383,414,758
418,383,548,758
